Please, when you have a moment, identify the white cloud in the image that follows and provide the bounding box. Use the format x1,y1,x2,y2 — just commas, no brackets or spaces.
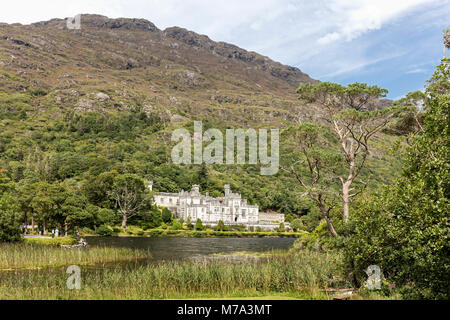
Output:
0,1,444,50
315,0,437,45
318,51,408,78
406,68,428,74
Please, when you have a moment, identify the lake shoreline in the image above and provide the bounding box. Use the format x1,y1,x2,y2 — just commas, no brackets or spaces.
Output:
19,231,303,249
87,229,306,239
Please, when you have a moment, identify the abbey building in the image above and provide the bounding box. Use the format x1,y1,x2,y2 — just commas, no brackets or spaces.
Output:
152,183,286,231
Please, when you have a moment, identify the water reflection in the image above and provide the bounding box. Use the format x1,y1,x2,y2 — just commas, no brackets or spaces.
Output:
86,237,296,262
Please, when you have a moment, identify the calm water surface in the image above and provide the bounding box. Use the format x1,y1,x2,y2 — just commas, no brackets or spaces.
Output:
86,237,296,261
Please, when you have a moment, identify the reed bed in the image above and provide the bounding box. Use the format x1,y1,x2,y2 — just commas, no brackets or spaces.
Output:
0,243,150,270
0,250,346,299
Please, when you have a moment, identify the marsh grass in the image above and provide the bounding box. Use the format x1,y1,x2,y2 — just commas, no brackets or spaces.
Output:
0,250,347,299
23,237,77,246
0,243,150,270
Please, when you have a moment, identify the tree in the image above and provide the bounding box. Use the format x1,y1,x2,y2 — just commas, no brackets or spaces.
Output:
109,174,151,229
140,209,163,229
216,220,225,232
161,207,173,223
95,208,118,227
186,216,193,230
297,82,401,223
30,181,66,234
0,193,22,242
62,193,96,235
444,29,450,49
290,218,303,232
282,123,343,237
0,169,16,193
391,91,426,139
197,163,209,191
17,183,37,234
195,218,203,231
0,171,22,242
82,171,117,209
345,59,449,298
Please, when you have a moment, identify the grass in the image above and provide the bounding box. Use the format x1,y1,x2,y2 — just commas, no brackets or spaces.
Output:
115,227,305,238
82,224,306,238
0,243,151,270
210,250,290,257
23,237,78,246
0,249,351,299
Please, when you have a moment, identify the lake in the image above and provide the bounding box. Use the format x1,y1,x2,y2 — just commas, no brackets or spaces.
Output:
86,237,296,261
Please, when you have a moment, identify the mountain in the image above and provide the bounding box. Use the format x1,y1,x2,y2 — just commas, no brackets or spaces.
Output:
0,14,402,216
0,14,319,128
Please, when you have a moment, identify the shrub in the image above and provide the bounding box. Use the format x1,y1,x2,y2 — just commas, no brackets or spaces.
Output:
290,219,303,232
29,87,47,96
195,218,203,231
80,227,94,235
216,220,225,232
146,230,163,237
96,225,113,236
171,220,183,230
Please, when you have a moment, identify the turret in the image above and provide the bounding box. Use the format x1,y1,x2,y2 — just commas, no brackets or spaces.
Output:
224,184,230,196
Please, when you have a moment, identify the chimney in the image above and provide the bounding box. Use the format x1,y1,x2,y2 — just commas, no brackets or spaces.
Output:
192,185,200,193
148,181,153,191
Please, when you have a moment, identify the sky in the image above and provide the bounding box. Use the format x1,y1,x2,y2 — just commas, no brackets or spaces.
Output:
1,0,449,99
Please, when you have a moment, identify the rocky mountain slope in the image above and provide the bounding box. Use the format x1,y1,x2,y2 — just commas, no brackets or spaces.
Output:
0,14,319,128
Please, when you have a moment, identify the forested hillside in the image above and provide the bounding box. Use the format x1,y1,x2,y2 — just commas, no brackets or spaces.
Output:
0,14,406,235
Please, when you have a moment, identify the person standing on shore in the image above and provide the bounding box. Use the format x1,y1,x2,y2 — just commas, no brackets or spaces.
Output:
55,228,59,237
51,229,55,239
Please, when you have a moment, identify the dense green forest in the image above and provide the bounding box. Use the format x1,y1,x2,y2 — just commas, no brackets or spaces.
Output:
0,94,406,238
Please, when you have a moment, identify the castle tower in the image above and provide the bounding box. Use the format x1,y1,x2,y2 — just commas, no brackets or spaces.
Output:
224,184,230,196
